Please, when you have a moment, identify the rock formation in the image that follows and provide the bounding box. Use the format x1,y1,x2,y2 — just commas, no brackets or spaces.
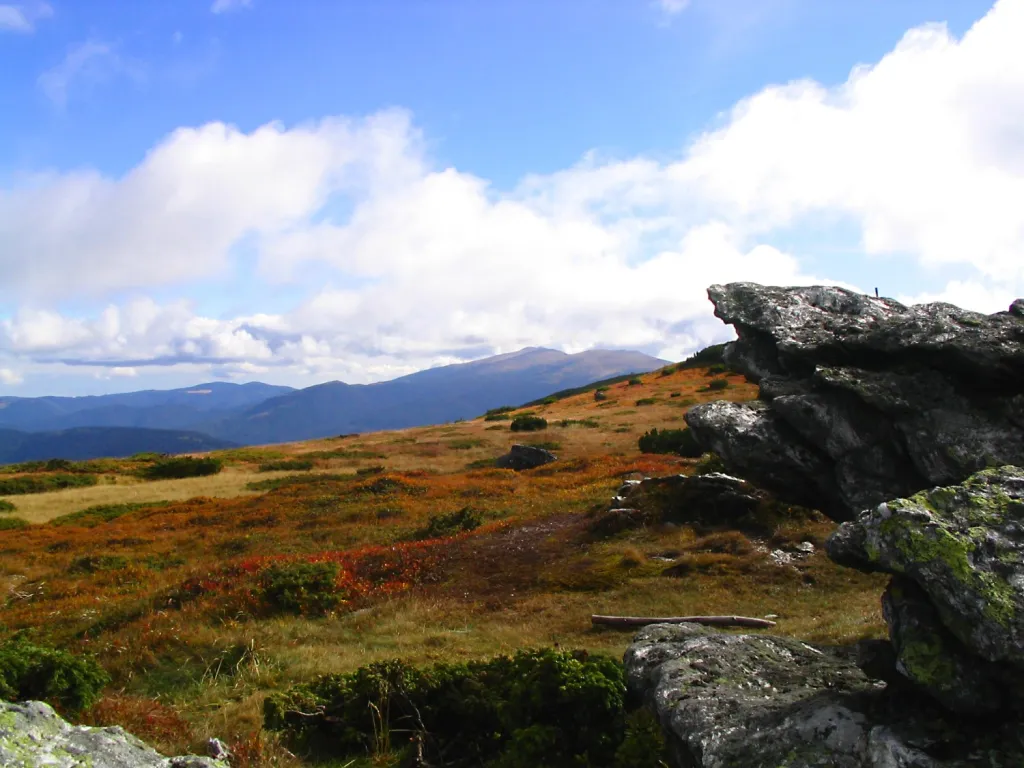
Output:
625,467,1024,767
494,444,557,470
827,465,1024,715
685,283,1024,521
0,699,227,767
625,623,1023,767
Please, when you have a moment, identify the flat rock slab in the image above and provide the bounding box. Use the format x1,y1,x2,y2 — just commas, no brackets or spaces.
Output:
0,700,226,768
624,624,1024,768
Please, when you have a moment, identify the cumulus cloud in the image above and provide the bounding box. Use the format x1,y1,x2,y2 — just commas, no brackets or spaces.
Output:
211,0,252,14
2,0,1023,387
0,2,52,33
0,368,23,386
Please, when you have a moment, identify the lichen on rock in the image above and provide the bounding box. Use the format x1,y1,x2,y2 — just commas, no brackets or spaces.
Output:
0,699,227,768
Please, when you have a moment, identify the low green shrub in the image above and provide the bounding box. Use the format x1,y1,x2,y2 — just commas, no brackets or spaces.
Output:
559,418,600,428
705,363,729,376
510,415,547,432
258,459,315,472
707,378,730,391
139,457,223,481
0,517,28,530
484,406,516,419
448,438,486,450
0,638,109,712
263,648,629,767
259,561,341,616
0,474,99,496
247,473,350,492
638,427,703,458
0,499,15,513
50,501,171,528
415,506,483,540
677,342,727,369
129,452,167,462
635,398,657,406
627,377,643,386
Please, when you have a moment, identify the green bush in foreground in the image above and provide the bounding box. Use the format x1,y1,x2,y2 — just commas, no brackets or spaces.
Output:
139,456,223,480
707,378,730,391
0,499,16,513
0,517,28,530
0,638,109,712
264,648,653,767
510,415,547,432
259,561,342,616
415,506,483,540
0,473,99,496
638,427,703,458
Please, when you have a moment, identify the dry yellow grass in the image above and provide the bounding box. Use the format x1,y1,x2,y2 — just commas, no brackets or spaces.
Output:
3,467,349,524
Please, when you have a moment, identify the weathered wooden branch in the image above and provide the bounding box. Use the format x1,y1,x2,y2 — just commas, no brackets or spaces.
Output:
590,614,777,629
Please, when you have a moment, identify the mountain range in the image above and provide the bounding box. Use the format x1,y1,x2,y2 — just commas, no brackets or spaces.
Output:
0,347,667,463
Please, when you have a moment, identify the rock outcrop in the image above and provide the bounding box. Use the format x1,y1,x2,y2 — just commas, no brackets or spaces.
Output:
624,623,1024,768
0,699,227,767
494,444,557,470
827,465,1024,714
685,283,1024,521
626,467,1024,766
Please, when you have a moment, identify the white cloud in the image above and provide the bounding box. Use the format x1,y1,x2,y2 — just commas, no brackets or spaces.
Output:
38,40,143,107
2,0,1024,387
211,0,252,14
0,2,52,33
656,0,691,16
0,368,23,385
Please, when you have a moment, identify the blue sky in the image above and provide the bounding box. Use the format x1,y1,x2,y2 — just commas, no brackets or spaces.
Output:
0,0,1020,396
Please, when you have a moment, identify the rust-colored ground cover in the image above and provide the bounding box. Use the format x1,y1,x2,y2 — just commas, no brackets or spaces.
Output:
0,364,886,765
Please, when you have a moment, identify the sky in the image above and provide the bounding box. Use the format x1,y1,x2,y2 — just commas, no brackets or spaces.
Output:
0,0,1021,397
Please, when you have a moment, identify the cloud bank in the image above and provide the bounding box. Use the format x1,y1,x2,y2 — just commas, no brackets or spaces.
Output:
2,0,1023,389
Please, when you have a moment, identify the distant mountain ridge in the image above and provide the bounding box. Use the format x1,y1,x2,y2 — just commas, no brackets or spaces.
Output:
203,347,669,444
0,427,238,464
0,381,294,433
0,347,668,460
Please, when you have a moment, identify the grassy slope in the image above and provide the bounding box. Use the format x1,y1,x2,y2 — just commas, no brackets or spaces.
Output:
0,364,887,766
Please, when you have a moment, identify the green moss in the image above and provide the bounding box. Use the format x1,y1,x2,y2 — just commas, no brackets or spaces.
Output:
879,517,976,584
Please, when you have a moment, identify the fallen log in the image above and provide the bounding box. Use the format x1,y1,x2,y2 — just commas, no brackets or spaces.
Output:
591,614,777,629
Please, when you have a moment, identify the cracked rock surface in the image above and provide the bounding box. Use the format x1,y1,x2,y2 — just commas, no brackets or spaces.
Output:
685,283,1024,521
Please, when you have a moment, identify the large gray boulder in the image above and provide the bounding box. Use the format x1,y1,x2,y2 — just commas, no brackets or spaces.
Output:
0,700,226,768
685,283,1024,521
624,623,1023,767
827,466,1024,713
494,444,557,470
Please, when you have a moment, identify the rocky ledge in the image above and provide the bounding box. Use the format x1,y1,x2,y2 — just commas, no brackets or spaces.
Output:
0,700,227,768
684,283,1024,521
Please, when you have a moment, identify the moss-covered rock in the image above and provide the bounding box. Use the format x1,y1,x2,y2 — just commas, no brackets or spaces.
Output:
827,466,1024,668
0,700,226,767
